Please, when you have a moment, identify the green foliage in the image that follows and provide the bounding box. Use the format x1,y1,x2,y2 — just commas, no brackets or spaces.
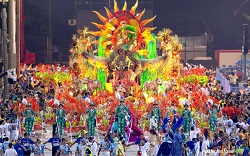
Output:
36,72,70,84
79,121,83,126
180,75,209,86
66,122,70,128
102,119,110,126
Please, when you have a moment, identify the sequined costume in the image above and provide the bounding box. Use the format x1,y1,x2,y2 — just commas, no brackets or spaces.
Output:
22,106,36,135
86,102,97,137
115,100,129,138
206,105,220,132
181,105,191,134
56,107,66,137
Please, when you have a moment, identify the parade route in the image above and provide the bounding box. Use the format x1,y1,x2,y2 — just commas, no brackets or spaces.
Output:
39,127,139,155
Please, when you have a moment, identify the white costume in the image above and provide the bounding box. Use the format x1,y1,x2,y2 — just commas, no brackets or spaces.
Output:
10,122,18,141
195,140,208,156
22,98,28,105
138,142,150,156
4,122,10,139
54,98,60,106
0,124,5,138
91,141,98,156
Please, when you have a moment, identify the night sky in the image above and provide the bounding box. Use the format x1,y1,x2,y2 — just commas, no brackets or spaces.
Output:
23,0,250,57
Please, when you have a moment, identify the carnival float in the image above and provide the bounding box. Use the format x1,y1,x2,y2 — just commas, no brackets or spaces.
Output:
16,0,218,141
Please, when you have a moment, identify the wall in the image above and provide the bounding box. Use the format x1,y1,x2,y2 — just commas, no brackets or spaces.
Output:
178,35,207,61
216,50,250,67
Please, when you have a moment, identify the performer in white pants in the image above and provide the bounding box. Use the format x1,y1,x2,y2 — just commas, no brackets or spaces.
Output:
4,118,11,139
0,120,5,138
16,117,20,140
10,119,18,141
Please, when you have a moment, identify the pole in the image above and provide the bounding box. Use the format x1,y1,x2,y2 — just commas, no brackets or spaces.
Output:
184,36,187,63
16,0,21,77
2,1,9,99
8,0,16,69
243,24,248,81
244,53,247,81
48,0,52,62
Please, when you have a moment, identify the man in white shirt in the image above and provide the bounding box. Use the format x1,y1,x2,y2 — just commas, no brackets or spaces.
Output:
241,119,249,130
225,122,235,136
190,126,198,140
88,137,98,156
53,96,60,106
22,96,28,105
4,143,17,156
4,118,11,140
195,136,207,156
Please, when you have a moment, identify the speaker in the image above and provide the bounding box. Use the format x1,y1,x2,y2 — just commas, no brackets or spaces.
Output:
243,24,248,54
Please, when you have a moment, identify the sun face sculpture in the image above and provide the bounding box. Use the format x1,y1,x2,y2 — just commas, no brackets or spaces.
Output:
70,0,184,92
90,0,156,55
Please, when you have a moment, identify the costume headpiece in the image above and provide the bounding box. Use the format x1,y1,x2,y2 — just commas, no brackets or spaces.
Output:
120,98,124,103
207,99,213,104
27,103,31,107
90,102,94,106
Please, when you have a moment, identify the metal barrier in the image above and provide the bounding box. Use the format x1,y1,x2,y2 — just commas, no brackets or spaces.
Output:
230,87,240,92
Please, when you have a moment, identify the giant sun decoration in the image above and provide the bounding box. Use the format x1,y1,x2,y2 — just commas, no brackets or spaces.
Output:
69,0,183,93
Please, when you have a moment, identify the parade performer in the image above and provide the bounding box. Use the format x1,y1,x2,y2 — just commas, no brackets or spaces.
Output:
149,101,161,133
157,118,183,156
22,103,36,135
171,128,184,156
206,100,220,132
86,102,97,137
181,103,191,134
115,99,129,138
58,138,72,156
98,136,111,156
56,104,66,137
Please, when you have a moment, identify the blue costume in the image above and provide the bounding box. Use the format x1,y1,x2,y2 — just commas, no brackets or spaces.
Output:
171,130,184,156
14,142,24,156
1,141,9,154
110,140,119,156
99,141,111,152
157,117,184,156
32,144,45,156
58,144,71,155
75,137,86,145
47,137,61,156
76,144,86,155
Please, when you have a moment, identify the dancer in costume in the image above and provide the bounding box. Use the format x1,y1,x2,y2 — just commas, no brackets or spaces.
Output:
86,101,96,137
118,21,137,46
22,103,36,135
115,99,129,138
149,101,161,133
181,103,191,134
56,104,66,137
206,100,220,132
157,117,184,156
171,128,184,156
98,136,111,156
